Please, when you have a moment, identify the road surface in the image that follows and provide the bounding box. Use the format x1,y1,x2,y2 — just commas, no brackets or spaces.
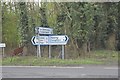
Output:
2,65,118,78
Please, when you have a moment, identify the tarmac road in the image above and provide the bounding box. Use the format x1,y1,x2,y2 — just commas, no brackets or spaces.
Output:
2,65,118,78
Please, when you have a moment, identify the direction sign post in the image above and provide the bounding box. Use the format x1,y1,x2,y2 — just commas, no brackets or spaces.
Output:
62,45,65,59
31,35,69,59
31,35,69,45
48,45,51,58
0,43,6,48
0,43,6,57
3,47,5,57
32,27,69,59
38,45,41,57
37,34,41,57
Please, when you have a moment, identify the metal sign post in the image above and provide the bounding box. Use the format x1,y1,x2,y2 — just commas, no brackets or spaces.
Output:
37,46,38,57
48,45,51,58
37,45,41,57
62,45,65,59
32,27,69,59
0,43,6,57
2,47,4,57
37,34,41,57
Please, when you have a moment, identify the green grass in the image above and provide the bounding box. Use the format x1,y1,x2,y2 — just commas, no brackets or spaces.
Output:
91,50,118,60
2,56,104,66
2,50,118,66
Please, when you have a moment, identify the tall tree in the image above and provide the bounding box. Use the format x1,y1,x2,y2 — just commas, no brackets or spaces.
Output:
117,2,120,51
39,3,48,26
19,2,30,55
0,1,2,42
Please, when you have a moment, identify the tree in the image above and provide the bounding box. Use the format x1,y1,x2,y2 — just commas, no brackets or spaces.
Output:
18,2,30,55
117,2,120,51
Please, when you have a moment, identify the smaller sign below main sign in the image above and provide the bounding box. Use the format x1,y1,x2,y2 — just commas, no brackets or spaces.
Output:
35,27,53,35
0,43,6,47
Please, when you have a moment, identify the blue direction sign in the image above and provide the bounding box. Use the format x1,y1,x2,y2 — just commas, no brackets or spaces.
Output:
49,35,69,45
31,36,49,45
31,35,69,45
35,27,53,35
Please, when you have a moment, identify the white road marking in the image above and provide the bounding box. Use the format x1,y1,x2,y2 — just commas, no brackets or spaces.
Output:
1,66,84,69
104,67,118,69
2,66,119,69
81,74,87,76
53,66,84,69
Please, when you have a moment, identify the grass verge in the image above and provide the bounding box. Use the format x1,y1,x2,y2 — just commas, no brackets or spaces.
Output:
2,50,118,66
2,56,104,66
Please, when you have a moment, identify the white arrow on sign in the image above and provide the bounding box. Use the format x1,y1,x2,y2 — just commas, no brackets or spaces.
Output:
31,36,49,45
49,35,69,45
31,35,69,45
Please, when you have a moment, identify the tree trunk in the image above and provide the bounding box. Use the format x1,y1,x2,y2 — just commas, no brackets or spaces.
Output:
117,2,120,51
